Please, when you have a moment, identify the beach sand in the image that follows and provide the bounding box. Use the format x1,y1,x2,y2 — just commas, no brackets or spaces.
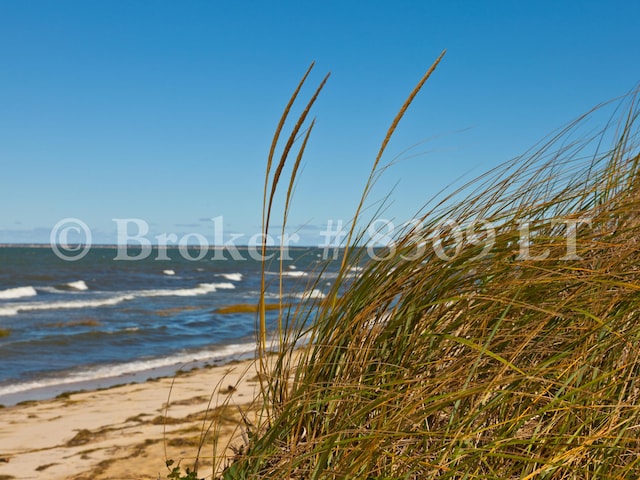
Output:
0,359,260,480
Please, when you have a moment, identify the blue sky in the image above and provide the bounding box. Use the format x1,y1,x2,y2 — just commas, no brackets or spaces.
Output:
1,1,639,246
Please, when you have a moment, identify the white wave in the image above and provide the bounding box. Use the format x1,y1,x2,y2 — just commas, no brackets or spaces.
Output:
261,291,285,300
0,286,37,300
220,273,243,282
39,281,89,293
290,288,326,300
0,342,258,397
0,283,236,316
258,289,325,301
0,294,135,316
163,269,176,276
106,326,140,334
265,270,309,278
286,271,307,277
142,282,234,297
37,286,59,294
277,270,308,278
67,280,89,291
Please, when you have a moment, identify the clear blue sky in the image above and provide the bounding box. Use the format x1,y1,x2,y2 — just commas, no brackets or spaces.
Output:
1,1,639,246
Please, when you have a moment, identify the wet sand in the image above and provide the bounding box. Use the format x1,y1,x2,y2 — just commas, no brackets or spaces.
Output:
0,359,260,480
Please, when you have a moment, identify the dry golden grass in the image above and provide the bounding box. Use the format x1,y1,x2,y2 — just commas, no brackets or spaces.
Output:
176,55,640,479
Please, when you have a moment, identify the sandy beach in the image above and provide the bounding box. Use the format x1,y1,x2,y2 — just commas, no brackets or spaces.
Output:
0,359,260,480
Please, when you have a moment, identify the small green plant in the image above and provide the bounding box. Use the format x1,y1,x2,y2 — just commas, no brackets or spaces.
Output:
166,459,201,480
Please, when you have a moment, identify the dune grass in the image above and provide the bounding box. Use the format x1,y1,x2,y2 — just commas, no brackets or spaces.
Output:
171,54,640,479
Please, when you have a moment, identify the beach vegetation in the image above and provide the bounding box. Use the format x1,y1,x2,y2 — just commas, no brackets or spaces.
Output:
213,303,290,315
168,53,640,479
167,459,200,480
66,429,95,447
55,389,86,400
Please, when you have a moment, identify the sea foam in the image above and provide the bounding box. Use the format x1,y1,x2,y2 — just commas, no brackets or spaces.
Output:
266,270,308,278
0,342,257,398
291,288,326,300
220,273,243,282
0,286,38,300
67,280,89,291
0,282,236,316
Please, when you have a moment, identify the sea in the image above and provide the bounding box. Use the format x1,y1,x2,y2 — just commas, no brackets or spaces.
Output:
0,245,340,406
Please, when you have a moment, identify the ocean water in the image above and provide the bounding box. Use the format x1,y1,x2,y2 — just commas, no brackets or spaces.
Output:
0,246,337,405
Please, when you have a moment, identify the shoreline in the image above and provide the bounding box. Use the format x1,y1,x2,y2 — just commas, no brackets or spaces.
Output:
0,347,257,408
0,357,261,480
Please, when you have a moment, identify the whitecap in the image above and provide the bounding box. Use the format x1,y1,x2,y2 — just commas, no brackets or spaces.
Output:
0,283,236,316
220,273,243,282
0,286,37,300
290,288,326,300
143,282,234,297
67,280,89,291
268,270,307,278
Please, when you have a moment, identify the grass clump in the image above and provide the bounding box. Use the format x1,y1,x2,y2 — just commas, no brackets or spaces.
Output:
66,429,95,447
55,389,86,399
182,54,640,479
